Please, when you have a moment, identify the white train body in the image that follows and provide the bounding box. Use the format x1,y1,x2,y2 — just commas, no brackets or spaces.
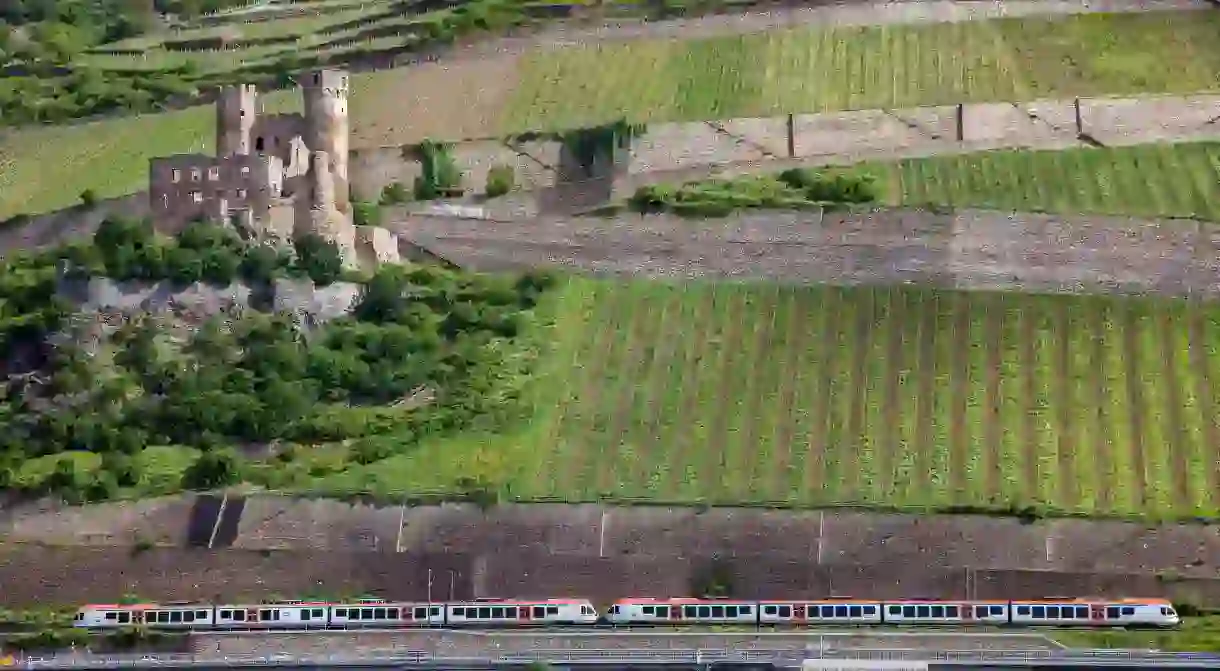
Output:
74,596,1178,631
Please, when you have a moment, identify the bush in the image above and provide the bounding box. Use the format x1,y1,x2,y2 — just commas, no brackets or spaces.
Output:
380,182,410,205
485,164,515,198
293,234,343,286
79,189,98,208
182,449,242,491
352,200,382,228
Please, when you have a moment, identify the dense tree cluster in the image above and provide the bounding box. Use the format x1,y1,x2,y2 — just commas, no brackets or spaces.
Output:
0,217,555,501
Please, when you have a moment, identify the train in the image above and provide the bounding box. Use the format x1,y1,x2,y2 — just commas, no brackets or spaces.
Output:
74,596,1181,630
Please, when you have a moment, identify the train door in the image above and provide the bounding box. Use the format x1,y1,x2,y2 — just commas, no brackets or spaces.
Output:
670,605,682,622
794,604,806,623
1090,604,1105,623
520,605,533,623
962,604,974,622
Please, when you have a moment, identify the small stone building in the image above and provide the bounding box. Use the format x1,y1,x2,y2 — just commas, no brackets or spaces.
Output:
148,69,398,268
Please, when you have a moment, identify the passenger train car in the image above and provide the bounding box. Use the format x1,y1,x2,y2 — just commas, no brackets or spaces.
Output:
74,596,1180,631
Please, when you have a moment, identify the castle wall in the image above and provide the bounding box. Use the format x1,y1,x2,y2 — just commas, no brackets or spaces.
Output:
149,153,280,230
346,140,562,203
251,113,307,175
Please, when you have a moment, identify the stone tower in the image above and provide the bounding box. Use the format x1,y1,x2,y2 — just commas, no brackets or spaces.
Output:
302,69,350,212
216,84,258,158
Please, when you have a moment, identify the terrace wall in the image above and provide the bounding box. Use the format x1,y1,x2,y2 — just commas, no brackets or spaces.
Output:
8,497,1220,608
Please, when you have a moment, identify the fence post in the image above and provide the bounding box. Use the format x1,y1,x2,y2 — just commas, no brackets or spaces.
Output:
956,103,965,142
1075,98,1083,137
787,113,796,158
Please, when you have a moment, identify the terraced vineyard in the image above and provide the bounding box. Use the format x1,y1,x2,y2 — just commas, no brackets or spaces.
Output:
880,142,1220,220
472,280,1220,519
505,10,1220,130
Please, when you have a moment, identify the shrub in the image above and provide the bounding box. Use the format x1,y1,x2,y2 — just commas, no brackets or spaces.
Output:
293,234,343,286
182,448,242,491
352,200,382,227
79,189,99,208
485,164,515,198
380,182,410,205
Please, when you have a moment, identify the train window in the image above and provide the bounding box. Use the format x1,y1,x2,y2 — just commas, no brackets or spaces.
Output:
172,612,184,623
889,606,901,616
820,606,833,618
1122,607,1135,616
778,606,791,618
643,606,654,615
1017,606,1030,616
740,606,751,615
479,608,492,619
159,613,171,623
508,608,520,619
848,606,861,618
1032,607,1045,619
451,608,464,617
916,606,929,618
835,606,848,617
302,610,312,621
698,606,711,618
763,606,777,616
709,606,722,618
105,613,117,620
1047,607,1060,618
372,608,384,619
930,606,943,618
388,608,400,619
902,606,915,618
863,606,875,616
119,612,131,624
432,607,441,616
946,606,958,618
415,607,427,619
657,607,670,618
198,610,210,619
260,609,273,621
974,606,987,618
335,609,346,617
1075,607,1088,618
491,607,504,619
533,607,546,618
547,607,558,616
991,606,1004,616
723,607,736,617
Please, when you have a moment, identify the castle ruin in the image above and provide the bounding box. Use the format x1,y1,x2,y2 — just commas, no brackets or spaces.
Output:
148,69,400,268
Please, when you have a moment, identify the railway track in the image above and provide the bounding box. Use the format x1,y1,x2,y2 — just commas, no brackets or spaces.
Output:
73,623,1158,636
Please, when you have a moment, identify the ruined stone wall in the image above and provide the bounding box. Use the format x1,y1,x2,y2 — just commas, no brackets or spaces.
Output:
149,153,280,230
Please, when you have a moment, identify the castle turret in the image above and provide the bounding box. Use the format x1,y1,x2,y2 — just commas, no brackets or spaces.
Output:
302,69,350,212
216,84,258,158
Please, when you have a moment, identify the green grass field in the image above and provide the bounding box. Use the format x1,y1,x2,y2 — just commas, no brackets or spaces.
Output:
313,280,1220,520
4,9,1219,220
504,11,1220,130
